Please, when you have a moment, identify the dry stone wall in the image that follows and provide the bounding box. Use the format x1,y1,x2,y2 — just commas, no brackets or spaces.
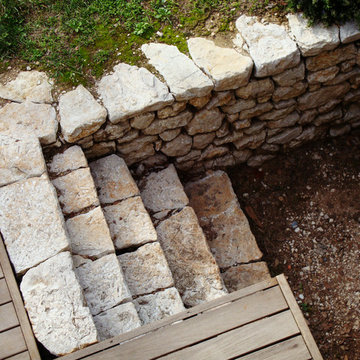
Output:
1,14,360,173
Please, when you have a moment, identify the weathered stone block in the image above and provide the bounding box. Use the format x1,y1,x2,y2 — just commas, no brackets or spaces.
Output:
186,108,224,135
84,141,116,160
157,102,187,119
159,128,181,141
193,132,216,150
161,134,192,157
267,126,302,144
272,62,305,87
94,122,131,142
267,112,300,129
233,131,266,150
235,78,274,99
307,66,340,84
272,81,307,102
117,136,157,155
222,99,256,114
340,21,360,44
130,112,155,129
247,154,275,167
239,102,273,120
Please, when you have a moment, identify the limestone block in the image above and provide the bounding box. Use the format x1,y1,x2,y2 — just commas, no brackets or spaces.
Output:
259,105,296,121
222,99,256,115
94,121,131,142
200,144,228,161
0,101,57,145
117,136,157,155
159,128,181,141
272,81,307,102
103,196,157,250
156,207,227,306
267,112,300,129
188,37,253,91
97,63,173,123
273,98,296,110
307,66,340,84
161,134,192,157
222,262,271,292
134,288,185,325
234,131,266,150
186,108,224,135
0,133,46,187
141,43,214,100
267,126,302,144
176,150,202,163
52,168,99,215
59,85,107,143
0,176,69,274
20,252,97,356
324,67,360,86
130,112,155,129
48,146,88,176
213,131,244,146
287,13,339,56
239,102,273,120
235,78,274,99
272,62,305,87
122,143,155,166
157,102,187,119
116,129,139,145
76,254,131,315
66,207,114,258
139,164,189,213
247,154,275,167
84,141,116,160
93,303,141,341
340,21,360,44
90,154,139,205
236,15,300,77
193,132,216,150
118,242,174,296
0,71,53,103
77,135,94,149
261,143,280,153
206,91,234,109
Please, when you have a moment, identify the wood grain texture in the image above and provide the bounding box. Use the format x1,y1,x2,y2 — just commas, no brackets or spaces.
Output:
239,336,311,360
7,351,31,360
0,302,19,332
0,326,27,359
0,278,11,305
277,274,323,360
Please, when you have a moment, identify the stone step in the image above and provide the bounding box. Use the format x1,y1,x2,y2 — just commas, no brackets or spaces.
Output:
138,164,227,307
184,170,271,291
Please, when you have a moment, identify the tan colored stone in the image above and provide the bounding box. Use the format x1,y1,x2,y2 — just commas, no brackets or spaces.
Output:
90,154,139,205
318,99,341,114
116,129,139,144
20,252,97,356
234,119,251,130
134,288,185,325
139,164,188,213
206,91,233,109
239,102,273,120
222,262,271,292
52,168,99,215
259,105,296,121
193,132,216,150
156,207,227,306
272,81,307,102
324,67,360,86
186,108,224,135
298,109,318,125
189,94,212,109
233,149,252,163
93,303,141,341
66,207,114,258
267,112,300,129
314,107,342,126
213,131,244,146
272,62,305,87
273,98,296,110
161,134,192,157
267,126,302,144
103,196,157,250
130,112,155,129
94,122,131,142
216,121,229,138
221,99,256,114
77,135,94,149
176,150,202,163
247,154,275,167
235,78,274,99
117,136,157,155
159,128,181,141
157,102,187,119
226,113,239,123
234,131,266,150
0,176,69,274
200,144,228,160
122,143,155,166
118,242,174,296
243,121,265,135
307,66,339,84
76,254,131,315
84,141,116,160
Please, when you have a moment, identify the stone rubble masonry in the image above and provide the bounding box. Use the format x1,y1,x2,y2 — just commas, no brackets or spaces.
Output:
340,22,360,44
0,175,69,274
20,252,97,356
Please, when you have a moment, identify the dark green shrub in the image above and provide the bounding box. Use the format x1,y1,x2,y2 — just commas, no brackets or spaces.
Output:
287,0,360,26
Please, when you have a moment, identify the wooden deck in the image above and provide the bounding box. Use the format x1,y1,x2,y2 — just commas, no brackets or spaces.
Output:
0,234,323,360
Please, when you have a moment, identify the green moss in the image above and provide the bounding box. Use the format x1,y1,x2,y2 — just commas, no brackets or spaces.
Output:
158,26,188,54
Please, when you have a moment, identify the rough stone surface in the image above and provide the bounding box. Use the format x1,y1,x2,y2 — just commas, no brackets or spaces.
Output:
259,105,296,121
130,112,155,129
122,143,155,166
186,108,224,135
0,71,53,103
0,133,46,187
200,144,228,160
272,62,305,87
90,154,139,205
156,206,227,306
267,112,300,129
48,146,88,176
118,242,174,296
235,78,274,99
222,99,256,115
159,128,181,141
222,262,271,292
187,37,253,91
247,154,275,167
66,207,114,258
117,136,157,155
272,81,307,102
330,124,351,137
189,94,212,109
287,13,340,56
239,102,273,120
93,302,141,341
134,288,185,325
206,91,233,109
161,134,192,157
97,63,173,123
236,15,300,77
103,196,157,250
267,126,302,144
0,101,57,145
76,254,131,315
84,141,116,160
20,252,97,356
185,171,262,267
314,107,342,126
234,131,266,150
139,164,189,213
157,102,187,119
52,168,99,215
0,176,69,274
307,66,340,84
193,132,216,150
94,122,131,142
141,43,214,100
340,21,360,44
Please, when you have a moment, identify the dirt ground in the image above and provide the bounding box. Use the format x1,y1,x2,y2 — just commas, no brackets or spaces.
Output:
228,130,360,360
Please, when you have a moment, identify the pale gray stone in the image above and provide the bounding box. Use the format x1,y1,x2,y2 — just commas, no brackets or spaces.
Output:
186,108,224,135
20,252,97,356
90,154,139,205
157,102,187,119
156,207,227,306
193,132,216,150
161,134,192,157
48,146,88,176
93,303,141,341
134,288,185,325
72,255,91,268
97,63,173,123
236,15,300,77
52,168,99,215
130,112,155,129
222,99,256,114
94,121,131,142
287,13,340,56
103,196,157,250
118,242,174,296
247,154,275,167
0,133,46,187
267,126,302,144
84,141,116,160
76,254,131,315
0,71,53,103
272,62,305,86
159,128,181,141
66,207,114,258
188,37,253,91
0,101,57,145
141,43,214,100
340,21,360,44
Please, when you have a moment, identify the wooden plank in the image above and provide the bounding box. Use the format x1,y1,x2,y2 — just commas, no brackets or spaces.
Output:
238,336,311,360
0,236,41,360
7,351,31,360
277,274,323,360
0,326,27,359
0,302,19,332
0,278,11,305
81,286,288,360
159,311,300,360
0,264,4,279
62,278,278,360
